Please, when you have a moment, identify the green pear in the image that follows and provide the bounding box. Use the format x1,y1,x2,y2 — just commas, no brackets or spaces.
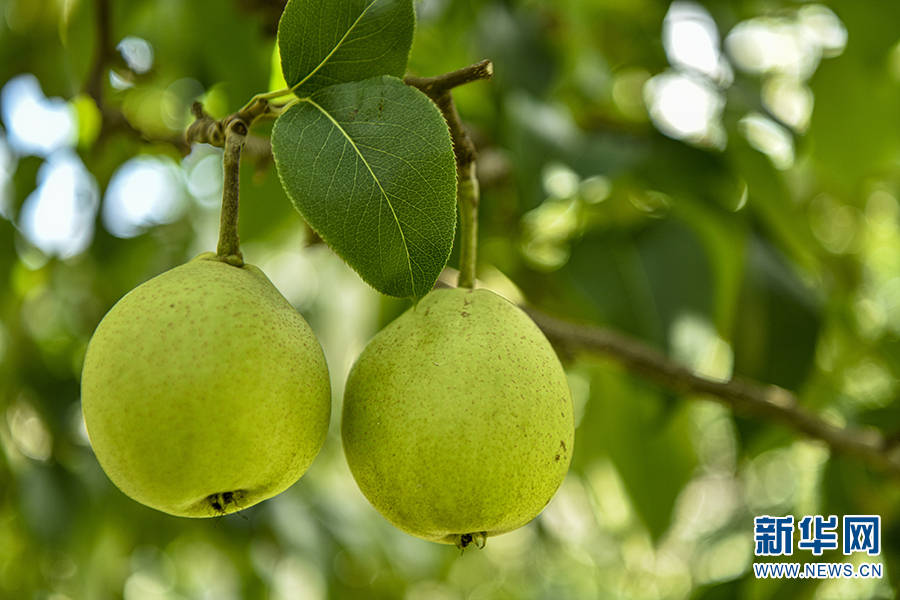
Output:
342,287,574,546
81,252,331,517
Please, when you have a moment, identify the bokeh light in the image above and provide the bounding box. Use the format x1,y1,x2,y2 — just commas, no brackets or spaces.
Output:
103,156,185,238
18,151,97,258
644,71,725,148
117,36,155,74
1,74,76,156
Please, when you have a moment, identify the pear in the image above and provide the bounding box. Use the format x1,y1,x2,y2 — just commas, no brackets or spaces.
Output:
81,252,331,517
342,287,574,546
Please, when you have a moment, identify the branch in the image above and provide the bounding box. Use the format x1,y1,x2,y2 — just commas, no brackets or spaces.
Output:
522,306,900,478
406,60,493,289
404,60,494,104
405,59,491,174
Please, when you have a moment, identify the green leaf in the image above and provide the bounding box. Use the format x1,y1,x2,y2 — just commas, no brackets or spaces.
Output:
271,76,457,298
277,0,414,96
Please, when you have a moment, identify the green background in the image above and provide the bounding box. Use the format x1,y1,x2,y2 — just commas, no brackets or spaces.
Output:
0,0,898,598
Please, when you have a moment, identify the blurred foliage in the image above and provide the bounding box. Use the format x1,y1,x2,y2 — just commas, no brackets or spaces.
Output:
1,0,899,598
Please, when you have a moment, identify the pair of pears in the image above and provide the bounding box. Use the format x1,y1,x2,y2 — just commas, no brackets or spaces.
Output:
81,253,574,546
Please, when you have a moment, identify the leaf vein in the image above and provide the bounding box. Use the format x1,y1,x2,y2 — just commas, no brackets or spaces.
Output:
290,0,380,92
302,96,416,295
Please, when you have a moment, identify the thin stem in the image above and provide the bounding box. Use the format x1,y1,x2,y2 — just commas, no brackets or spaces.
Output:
216,119,248,266
456,162,479,289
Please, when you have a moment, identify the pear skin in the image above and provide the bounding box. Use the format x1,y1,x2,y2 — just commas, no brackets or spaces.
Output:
342,287,574,546
81,253,331,517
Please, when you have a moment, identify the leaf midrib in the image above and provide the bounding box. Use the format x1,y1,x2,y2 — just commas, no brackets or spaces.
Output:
289,0,380,93
301,96,416,294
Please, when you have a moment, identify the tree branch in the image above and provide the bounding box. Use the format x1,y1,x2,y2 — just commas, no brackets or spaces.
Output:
405,60,493,289
522,306,900,478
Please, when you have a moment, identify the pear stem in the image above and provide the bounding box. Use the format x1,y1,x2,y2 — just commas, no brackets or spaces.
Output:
216,118,248,266
405,60,493,289
456,162,479,289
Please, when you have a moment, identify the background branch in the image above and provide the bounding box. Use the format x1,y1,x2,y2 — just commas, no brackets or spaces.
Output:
85,0,112,107
83,0,191,152
522,305,900,479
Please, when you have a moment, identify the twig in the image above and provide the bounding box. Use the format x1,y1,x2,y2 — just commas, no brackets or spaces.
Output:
185,99,276,148
405,60,493,289
522,306,900,478
404,59,494,103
